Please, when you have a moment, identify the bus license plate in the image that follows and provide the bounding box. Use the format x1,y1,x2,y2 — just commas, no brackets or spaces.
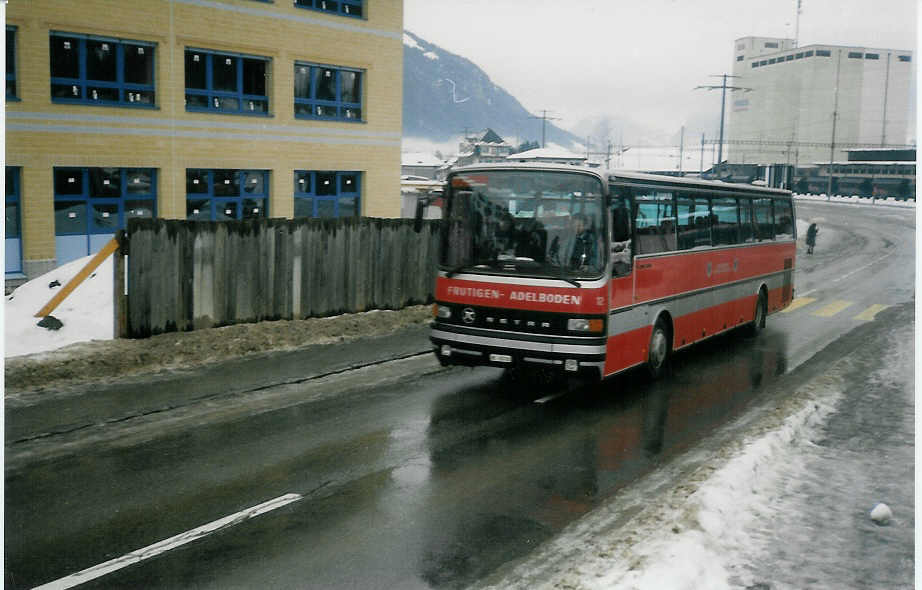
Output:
489,354,512,363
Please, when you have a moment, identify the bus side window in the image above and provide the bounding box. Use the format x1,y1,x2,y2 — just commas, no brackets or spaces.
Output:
774,199,794,239
739,198,756,243
676,193,712,250
712,196,741,245
634,190,676,255
753,197,774,241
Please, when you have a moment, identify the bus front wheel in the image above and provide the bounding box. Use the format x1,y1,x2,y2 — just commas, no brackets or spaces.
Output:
646,318,671,379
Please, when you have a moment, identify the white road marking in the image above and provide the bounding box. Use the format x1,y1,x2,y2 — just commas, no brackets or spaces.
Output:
32,493,303,590
534,392,568,404
798,250,895,298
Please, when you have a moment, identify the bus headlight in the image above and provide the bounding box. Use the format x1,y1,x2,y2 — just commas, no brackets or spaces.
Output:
567,318,604,333
435,304,452,319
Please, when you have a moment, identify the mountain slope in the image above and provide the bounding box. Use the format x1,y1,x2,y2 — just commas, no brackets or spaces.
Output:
402,31,579,148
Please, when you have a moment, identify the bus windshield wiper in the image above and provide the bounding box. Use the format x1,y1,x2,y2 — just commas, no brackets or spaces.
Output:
554,275,581,288
444,264,469,278
547,250,581,288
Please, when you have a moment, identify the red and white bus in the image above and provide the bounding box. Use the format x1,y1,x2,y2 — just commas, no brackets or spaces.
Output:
418,163,796,380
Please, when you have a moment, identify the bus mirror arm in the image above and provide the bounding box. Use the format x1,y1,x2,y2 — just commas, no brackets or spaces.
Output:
413,196,430,233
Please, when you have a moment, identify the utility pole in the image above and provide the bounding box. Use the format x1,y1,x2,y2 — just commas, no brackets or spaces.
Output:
700,133,705,175
881,52,891,146
529,110,560,148
826,49,842,198
695,75,751,169
678,126,685,174
794,0,802,47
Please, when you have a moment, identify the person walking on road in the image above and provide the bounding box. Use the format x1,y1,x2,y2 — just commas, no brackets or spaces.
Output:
806,222,819,255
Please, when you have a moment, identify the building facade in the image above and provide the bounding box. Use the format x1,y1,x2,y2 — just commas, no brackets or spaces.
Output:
5,0,403,280
727,36,915,166
456,129,514,167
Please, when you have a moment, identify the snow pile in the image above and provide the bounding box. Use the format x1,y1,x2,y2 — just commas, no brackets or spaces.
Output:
793,194,915,208
869,503,892,525
582,378,843,590
5,254,114,358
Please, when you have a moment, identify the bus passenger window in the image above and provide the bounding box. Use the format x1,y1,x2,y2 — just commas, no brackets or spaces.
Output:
753,198,774,240
712,197,740,245
676,194,711,250
739,198,756,242
774,199,794,239
634,190,676,254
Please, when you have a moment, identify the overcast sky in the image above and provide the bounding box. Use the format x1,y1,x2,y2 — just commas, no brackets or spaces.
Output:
404,0,917,142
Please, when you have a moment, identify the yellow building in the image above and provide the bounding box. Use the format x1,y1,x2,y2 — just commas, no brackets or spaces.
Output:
5,0,403,281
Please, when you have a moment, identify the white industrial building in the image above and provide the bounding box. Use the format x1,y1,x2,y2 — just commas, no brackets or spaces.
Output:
727,36,915,166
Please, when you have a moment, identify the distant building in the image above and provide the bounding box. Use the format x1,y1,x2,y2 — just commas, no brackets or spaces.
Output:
795,147,915,198
456,129,514,166
728,36,916,166
6,1,402,281
507,147,590,166
401,152,448,180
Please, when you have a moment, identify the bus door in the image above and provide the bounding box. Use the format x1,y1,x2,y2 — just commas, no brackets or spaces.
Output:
609,188,633,309
604,187,642,375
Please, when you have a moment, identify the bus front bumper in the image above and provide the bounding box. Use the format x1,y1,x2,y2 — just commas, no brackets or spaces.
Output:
430,327,606,377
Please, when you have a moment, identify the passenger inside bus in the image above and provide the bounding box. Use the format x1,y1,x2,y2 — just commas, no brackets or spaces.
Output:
566,213,597,269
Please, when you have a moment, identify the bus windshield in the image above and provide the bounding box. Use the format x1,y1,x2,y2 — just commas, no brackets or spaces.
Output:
441,170,605,279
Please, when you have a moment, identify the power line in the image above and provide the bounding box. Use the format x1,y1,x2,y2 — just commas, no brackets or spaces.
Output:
695,74,752,165
529,110,561,148
702,139,915,148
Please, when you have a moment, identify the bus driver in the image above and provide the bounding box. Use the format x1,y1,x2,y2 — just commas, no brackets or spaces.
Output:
567,213,597,269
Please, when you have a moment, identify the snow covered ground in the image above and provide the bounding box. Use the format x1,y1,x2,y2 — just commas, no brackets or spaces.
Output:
475,305,914,590
4,254,113,359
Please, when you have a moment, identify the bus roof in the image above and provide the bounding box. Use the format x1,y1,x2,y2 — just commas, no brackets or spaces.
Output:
447,162,792,196
608,169,791,196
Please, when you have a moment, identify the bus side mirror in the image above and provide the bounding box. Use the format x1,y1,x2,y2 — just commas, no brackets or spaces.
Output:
413,196,428,233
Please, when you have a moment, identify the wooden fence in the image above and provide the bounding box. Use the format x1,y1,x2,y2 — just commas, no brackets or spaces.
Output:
115,217,440,338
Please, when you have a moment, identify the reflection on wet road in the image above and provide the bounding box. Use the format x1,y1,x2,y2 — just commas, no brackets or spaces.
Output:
8,325,790,590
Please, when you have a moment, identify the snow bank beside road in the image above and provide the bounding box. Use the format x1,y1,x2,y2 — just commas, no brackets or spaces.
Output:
794,193,915,208
556,376,843,590
5,255,114,358
476,305,913,590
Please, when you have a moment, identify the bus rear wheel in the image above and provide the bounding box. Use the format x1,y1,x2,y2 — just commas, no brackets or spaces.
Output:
646,318,671,379
746,290,767,337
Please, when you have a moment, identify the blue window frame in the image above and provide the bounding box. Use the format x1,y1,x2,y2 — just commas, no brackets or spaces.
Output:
294,62,362,121
49,32,156,107
53,167,157,235
7,26,18,100
6,167,23,275
186,169,269,220
293,171,360,218
294,0,363,18
185,49,269,115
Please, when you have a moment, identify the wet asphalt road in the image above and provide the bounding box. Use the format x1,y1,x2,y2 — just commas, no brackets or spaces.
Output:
5,200,914,589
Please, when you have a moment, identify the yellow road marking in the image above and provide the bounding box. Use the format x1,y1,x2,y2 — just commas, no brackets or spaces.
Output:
781,297,816,313
811,300,854,317
853,304,889,321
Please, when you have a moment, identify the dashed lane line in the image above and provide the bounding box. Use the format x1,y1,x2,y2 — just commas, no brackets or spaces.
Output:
853,304,889,321
781,297,817,313
810,300,855,317
797,250,895,298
